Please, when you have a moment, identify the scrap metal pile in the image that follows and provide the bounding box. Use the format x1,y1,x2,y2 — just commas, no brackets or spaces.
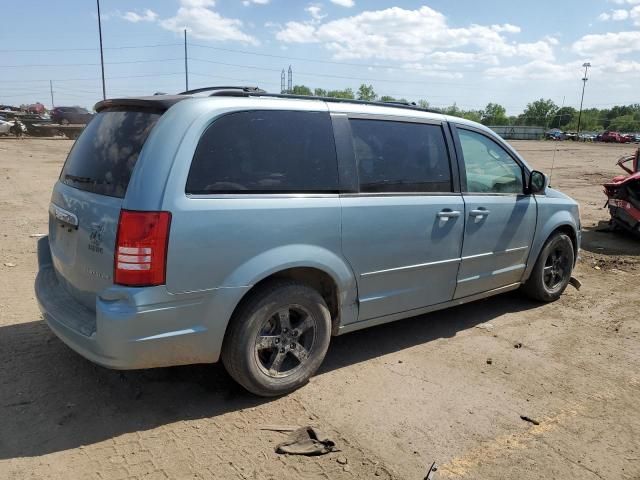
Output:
603,148,640,238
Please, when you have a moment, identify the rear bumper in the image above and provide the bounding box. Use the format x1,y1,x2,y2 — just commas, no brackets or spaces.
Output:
35,236,247,369
609,205,640,236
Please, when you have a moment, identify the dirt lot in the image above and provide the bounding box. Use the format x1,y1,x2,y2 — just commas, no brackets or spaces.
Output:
1,138,639,480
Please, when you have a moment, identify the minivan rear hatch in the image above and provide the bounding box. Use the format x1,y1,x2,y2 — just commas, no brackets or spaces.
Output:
49,107,162,310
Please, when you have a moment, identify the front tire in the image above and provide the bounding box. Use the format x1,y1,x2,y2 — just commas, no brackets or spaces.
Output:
222,281,331,397
522,232,575,302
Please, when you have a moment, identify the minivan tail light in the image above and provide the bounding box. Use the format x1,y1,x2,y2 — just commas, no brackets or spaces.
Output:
114,210,171,286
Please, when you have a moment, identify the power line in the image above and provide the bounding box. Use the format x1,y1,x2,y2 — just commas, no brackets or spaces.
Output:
0,43,182,53
2,58,184,68
189,42,494,74
188,57,489,88
0,72,185,84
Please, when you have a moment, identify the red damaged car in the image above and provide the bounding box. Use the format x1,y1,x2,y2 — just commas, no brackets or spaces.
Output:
603,148,640,237
600,131,633,143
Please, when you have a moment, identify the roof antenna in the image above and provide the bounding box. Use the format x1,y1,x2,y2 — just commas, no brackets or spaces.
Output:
548,95,565,186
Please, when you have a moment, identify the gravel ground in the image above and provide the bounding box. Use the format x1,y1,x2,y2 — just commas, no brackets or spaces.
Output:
0,138,639,480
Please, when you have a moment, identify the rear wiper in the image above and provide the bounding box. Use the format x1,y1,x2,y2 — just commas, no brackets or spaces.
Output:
64,174,111,185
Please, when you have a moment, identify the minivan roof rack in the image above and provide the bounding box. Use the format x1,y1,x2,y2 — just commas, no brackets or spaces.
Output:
178,86,266,96
243,92,440,115
96,87,440,115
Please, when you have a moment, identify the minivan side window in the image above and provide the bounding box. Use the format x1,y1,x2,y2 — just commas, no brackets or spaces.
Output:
186,110,338,194
458,128,524,194
349,119,452,193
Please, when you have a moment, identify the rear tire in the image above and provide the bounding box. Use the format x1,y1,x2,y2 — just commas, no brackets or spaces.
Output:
222,281,331,397
522,232,575,302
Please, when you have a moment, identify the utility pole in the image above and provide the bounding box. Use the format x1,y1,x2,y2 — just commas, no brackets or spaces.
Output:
96,0,106,100
576,62,591,139
281,69,285,94
287,65,292,93
184,29,189,91
49,80,55,109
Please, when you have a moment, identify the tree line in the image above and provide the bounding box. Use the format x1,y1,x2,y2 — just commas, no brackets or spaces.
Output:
287,84,640,133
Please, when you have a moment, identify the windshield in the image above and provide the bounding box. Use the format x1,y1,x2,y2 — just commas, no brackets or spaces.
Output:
60,109,161,198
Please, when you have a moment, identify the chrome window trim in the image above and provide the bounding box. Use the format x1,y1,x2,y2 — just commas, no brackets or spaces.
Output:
346,112,444,125
340,192,461,198
186,193,340,199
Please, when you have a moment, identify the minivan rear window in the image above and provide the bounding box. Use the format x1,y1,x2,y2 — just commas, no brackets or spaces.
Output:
186,110,339,194
60,109,161,198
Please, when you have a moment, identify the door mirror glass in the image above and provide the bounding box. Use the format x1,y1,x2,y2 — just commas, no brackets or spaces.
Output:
529,170,547,194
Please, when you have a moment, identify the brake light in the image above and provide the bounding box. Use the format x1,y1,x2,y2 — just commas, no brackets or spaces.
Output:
114,210,171,286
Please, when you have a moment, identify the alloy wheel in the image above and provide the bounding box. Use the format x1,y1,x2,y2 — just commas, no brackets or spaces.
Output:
543,246,571,290
254,305,317,378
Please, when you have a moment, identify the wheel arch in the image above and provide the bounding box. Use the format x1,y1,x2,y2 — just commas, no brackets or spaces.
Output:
221,245,358,337
231,267,343,336
523,213,580,283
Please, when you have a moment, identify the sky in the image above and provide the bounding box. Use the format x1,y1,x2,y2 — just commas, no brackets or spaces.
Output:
1,0,639,114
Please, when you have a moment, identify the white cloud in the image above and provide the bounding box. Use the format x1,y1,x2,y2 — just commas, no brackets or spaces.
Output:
161,0,258,44
610,60,640,73
400,63,464,79
485,60,583,81
491,23,521,33
426,51,499,66
243,0,269,5
330,0,355,7
572,31,640,56
181,0,215,6
275,5,553,64
600,4,640,24
632,5,640,25
122,9,158,23
306,3,326,21
599,8,630,20
612,9,630,19
609,0,640,4
276,21,318,43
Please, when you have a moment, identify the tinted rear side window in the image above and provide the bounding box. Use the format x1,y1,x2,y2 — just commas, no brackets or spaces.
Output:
60,109,161,198
186,110,338,194
350,119,452,193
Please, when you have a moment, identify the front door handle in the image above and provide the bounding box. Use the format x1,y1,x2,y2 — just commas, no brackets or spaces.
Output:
470,208,490,218
437,209,461,220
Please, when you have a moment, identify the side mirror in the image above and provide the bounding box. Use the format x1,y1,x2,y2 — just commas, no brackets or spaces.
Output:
528,170,547,194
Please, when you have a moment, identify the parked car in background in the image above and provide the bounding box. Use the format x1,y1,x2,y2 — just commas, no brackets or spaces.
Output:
0,118,11,135
26,102,46,115
36,88,581,396
50,106,93,125
601,131,632,143
545,128,565,140
579,133,596,142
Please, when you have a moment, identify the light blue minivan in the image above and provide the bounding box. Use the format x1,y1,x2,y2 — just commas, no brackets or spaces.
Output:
36,87,580,396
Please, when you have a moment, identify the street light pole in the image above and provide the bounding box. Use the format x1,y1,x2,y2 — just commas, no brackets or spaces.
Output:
576,62,591,139
96,0,106,100
184,29,189,92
